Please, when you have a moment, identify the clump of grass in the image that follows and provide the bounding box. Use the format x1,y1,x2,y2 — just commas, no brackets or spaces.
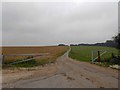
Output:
2,59,38,68
13,59,37,67
36,58,51,66
95,61,111,67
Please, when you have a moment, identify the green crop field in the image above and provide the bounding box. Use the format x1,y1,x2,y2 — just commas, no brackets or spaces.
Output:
69,46,118,62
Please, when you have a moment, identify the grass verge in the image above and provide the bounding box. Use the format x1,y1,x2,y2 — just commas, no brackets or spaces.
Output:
69,46,119,67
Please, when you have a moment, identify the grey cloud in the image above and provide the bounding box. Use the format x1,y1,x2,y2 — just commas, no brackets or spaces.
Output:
2,2,118,46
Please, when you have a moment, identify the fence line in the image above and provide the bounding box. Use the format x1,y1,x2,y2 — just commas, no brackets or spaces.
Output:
2,53,49,65
9,57,37,65
91,50,107,63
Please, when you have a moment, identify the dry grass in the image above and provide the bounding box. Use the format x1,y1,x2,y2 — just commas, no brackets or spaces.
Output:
2,46,69,66
2,46,67,54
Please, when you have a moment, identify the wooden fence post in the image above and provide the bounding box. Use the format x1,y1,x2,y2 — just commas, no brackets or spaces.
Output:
98,50,100,63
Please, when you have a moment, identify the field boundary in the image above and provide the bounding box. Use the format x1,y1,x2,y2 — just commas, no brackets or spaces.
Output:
2,53,49,65
91,50,107,64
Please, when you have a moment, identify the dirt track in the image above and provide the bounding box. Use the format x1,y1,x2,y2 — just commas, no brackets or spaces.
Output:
2,49,118,88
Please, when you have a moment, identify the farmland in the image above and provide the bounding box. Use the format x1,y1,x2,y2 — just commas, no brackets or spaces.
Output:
69,46,118,62
3,46,118,88
2,46,69,67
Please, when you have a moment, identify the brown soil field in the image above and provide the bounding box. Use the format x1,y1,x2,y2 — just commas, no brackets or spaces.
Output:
2,46,69,65
2,46,68,54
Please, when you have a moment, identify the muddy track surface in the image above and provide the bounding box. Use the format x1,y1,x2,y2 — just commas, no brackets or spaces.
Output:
2,48,119,88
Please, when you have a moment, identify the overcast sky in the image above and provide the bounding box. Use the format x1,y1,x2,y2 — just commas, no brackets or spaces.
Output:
2,2,118,46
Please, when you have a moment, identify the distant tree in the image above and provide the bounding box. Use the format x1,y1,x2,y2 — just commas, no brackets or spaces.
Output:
113,33,120,59
70,44,78,46
58,44,65,46
113,33,120,49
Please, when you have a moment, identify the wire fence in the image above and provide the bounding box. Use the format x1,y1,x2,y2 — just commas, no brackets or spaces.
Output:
2,53,49,65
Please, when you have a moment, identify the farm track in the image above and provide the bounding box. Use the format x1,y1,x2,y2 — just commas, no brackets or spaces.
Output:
2,48,119,88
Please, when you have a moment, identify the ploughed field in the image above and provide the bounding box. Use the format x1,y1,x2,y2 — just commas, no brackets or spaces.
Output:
2,46,68,67
69,46,118,63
